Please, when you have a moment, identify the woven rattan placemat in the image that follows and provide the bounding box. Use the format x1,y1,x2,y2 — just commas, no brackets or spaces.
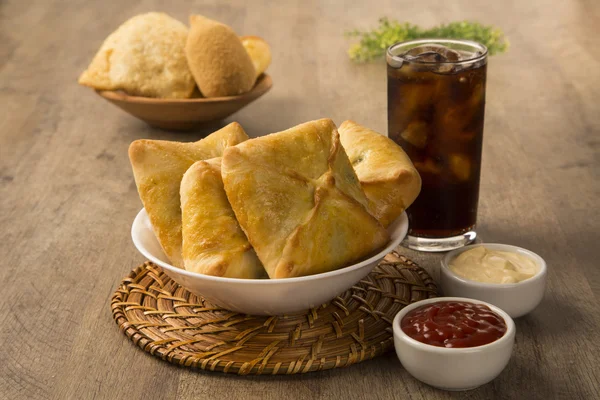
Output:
111,250,437,375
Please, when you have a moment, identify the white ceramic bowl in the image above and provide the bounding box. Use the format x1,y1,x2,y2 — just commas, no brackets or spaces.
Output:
393,297,515,391
131,208,408,315
440,243,547,318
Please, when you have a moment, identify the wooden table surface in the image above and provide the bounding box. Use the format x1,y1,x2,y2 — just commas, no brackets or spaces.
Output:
1,0,599,399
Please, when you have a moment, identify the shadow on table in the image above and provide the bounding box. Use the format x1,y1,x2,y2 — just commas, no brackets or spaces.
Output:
171,353,398,383
115,119,230,142
161,350,588,399
515,293,589,340
113,95,310,142
482,344,589,400
476,223,546,257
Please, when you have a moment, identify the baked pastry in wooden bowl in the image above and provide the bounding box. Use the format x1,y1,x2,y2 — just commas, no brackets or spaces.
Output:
79,13,272,130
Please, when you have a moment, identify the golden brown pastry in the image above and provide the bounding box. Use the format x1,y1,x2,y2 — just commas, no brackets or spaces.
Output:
221,119,389,279
78,12,195,98
241,36,272,78
338,120,421,227
180,158,266,278
128,123,249,267
185,15,256,97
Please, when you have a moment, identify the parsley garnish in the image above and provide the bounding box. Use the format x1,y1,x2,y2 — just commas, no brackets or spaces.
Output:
346,19,509,62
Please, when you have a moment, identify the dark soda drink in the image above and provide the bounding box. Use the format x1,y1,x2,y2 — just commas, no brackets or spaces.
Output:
387,40,488,251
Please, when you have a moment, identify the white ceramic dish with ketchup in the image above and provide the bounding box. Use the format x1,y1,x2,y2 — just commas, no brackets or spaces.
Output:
393,297,515,391
440,243,547,318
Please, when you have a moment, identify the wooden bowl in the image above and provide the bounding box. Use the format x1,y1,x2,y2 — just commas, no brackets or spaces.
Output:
95,74,272,131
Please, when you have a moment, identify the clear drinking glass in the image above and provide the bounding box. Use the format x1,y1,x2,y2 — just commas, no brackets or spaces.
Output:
387,39,488,252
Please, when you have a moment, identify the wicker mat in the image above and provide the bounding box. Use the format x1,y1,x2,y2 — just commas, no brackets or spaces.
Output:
111,250,437,375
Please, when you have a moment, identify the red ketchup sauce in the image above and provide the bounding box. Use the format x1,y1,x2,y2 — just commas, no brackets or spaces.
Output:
401,301,507,348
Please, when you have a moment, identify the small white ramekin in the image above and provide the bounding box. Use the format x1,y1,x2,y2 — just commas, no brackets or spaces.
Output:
440,243,547,318
393,297,515,391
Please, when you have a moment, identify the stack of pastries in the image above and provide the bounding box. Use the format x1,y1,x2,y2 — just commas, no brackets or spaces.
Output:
129,119,421,279
78,12,271,98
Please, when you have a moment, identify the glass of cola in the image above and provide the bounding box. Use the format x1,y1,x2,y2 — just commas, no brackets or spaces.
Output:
387,39,488,252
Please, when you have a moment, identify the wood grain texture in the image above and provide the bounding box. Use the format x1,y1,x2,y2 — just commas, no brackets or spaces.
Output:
0,0,598,399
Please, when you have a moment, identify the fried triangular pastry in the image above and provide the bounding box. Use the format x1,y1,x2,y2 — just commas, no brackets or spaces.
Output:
180,158,266,278
338,120,421,227
221,119,389,278
129,123,249,267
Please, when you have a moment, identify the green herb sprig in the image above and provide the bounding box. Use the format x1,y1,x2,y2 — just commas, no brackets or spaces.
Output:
346,19,509,62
